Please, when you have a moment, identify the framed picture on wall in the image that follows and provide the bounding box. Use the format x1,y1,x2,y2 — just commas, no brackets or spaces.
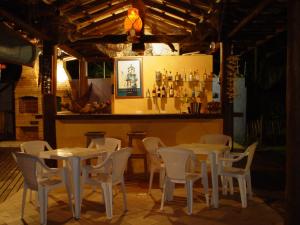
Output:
115,58,143,98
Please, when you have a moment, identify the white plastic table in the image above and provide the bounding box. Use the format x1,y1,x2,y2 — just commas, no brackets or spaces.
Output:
175,143,230,208
39,147,105,219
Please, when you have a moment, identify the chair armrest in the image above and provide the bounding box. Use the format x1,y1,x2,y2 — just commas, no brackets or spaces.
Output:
219,153,246,163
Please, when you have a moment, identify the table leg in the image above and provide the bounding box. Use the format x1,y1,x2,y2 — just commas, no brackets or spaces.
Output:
209,152,219,208
70,157,81,219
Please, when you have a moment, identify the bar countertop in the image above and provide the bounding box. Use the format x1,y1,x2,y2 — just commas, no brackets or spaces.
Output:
53,112,224,120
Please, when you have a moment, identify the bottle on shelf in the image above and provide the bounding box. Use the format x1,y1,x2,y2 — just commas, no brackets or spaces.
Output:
192,88,195,98
195,69,200,81
175,72,179,82
152,85,156,98
189,69,194,81
168,71,173,81
146,89,151,98
162,69,166,81
157,86,161,97
161,85,166,98
169,85,174,97
203,69,208,80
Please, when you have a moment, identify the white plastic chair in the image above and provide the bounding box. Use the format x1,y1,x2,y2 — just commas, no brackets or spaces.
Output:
12,152,73,225
88,137,121,163
82,147,132,219
20,140,54,157
20,140,59,204
142,137,166,194
218,142,258,208
158,147,209,215
199,134,233,193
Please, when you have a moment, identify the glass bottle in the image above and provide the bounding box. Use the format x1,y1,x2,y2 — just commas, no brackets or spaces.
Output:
169,85,174,97
157,86,161,98
161,85,166,98
146,89,150,98
152,85,156,98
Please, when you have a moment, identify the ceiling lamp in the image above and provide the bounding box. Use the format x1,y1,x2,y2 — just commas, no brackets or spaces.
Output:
124,7,143,40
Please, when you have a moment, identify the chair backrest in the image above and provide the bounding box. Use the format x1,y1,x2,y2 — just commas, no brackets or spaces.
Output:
199,134,232,148
20,140,53,156
107,147,131,183
88,137,121,152
244,142,258,171
158,147,194,180
142,137,166,155
12,152,44,191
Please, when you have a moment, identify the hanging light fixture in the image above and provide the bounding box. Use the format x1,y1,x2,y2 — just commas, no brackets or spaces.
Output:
124,7,143,38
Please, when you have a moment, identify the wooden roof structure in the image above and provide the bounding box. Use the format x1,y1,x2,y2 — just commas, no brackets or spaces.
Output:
0,0,287,60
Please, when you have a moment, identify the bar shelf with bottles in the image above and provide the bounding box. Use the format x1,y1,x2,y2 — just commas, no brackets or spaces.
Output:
145,68,216,114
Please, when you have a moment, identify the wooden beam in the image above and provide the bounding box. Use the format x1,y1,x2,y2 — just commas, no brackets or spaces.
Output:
0,8,50,41
227,0,275,38
164,0,208,16
146,8,195,31
239,26,286,55
145,17,188,34
72,34,194,44
78,11,127,34
73,1,130,26
286,0,300,224
143,0,199,24
67,0,112,20
57,44,84,60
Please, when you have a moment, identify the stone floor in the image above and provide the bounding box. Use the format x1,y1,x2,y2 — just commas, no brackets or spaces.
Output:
0,180,284,225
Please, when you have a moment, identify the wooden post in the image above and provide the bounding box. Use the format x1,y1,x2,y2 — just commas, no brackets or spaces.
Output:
79,59,88,97
221,42,234,137
286,0,300,224
41,42,57,149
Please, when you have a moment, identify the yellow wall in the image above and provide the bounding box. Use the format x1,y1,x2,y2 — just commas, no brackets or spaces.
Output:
113,55,213,114
56,119,222,148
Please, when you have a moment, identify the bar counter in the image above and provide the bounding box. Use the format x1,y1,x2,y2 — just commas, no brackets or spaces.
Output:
55,112,223,120
54,111,223,151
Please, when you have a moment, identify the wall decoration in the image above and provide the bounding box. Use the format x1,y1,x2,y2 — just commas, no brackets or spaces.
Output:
115,58,143,98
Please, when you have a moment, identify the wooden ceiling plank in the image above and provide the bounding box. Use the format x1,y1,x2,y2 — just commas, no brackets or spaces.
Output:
74,1,130,25
163,0,208,16
227,0,275,38
143,0,199,24
67,0,110,19
145,17,188,34
80,18,124,35
78,11,127,34
146,8,195,31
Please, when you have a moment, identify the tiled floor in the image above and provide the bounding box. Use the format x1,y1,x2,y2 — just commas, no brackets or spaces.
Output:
0,180,284,225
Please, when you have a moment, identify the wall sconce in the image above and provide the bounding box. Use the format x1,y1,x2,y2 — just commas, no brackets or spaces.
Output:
124,7,143,41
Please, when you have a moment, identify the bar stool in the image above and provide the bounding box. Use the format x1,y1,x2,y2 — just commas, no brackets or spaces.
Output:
84,131,106,147
127,131,148,178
